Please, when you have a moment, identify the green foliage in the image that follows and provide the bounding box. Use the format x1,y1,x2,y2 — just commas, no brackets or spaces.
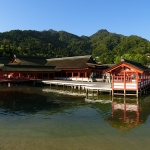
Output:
0,29,92,58
91,31,150,65
0,29,150,65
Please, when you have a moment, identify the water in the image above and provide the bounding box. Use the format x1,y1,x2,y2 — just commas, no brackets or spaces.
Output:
0,85,150,150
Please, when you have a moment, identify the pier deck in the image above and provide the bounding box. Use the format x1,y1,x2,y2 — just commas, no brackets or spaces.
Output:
41,80,112,93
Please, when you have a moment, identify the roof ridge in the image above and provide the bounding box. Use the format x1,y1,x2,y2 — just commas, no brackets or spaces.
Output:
122,58,142,64
46,55,91,61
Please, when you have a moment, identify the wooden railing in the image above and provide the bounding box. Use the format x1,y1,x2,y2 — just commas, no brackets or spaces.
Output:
112,76,149,83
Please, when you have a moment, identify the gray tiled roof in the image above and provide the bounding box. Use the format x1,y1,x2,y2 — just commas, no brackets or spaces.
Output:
0,57,12,64
46,55,96,69
0,55,108,72
0,65,57,72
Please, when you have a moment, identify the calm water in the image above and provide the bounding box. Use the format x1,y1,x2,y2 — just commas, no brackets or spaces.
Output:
0,85,150,150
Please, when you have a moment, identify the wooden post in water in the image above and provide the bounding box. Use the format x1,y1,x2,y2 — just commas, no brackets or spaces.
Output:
109,90,111,95
97,90,99,99
86,89,88,99
124,90,126,97
79,85,81,94
112,89,114,97
71,85,73,93
92,90,94,99
136,90,139,98
8,83,10,87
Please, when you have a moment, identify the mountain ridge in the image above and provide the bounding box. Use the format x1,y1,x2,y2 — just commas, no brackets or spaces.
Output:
0,29,150,65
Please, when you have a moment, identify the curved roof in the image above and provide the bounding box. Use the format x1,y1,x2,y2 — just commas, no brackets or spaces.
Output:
9,56,47,65
0,65,57,72
104,58,149,74
0,57,12,64
45,55,96,69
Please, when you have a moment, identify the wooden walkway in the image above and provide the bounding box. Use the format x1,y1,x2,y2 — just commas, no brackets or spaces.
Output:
42,80,111,90
41,80,112,98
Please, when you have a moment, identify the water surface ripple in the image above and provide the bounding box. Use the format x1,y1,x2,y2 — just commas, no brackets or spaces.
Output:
0,86,150,150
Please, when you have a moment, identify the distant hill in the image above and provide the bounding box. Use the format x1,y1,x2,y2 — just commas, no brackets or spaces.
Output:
0,29,150,65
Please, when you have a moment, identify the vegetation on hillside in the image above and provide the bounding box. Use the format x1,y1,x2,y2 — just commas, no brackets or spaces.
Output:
0,29,150,65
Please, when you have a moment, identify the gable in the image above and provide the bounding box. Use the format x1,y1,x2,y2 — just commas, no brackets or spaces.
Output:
104,62,144,74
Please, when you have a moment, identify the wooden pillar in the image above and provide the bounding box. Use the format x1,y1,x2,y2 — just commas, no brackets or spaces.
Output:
8,83,10,87
35,73,37,79
32,72,33,79
92,90,94,99
85,72,87,78
136,72,139,97
112,90,114,96
97,90,99,99
112,75,114,97
70,85,72,92
124,98,126,121
136,90,139,98
111,101,114,117
97,90,99,95
20,72,23,79
27,73,29,79
124,69,126,97
124,90,126,97
78,72,80,78
86,89,88,99
79,86,81,94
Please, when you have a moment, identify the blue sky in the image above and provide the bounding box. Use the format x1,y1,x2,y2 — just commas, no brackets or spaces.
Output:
0,0,150,41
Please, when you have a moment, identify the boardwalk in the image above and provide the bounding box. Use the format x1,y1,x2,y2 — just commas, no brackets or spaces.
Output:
41,80,112,99
42,80,111,90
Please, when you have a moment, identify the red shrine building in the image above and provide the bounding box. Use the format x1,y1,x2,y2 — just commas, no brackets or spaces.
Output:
104,58,150,97
0,55,111,82
45,55,112,81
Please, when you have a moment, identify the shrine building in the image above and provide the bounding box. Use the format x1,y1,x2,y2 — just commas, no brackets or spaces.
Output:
104,58,150,97
0,55,111,82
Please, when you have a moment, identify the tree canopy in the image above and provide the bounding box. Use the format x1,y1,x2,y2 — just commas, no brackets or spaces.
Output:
0,29,150,65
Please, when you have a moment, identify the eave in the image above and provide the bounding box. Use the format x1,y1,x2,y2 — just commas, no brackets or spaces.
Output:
104,62,146,74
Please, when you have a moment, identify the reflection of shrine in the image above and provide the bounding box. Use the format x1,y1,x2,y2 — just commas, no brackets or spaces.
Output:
106,98,149,132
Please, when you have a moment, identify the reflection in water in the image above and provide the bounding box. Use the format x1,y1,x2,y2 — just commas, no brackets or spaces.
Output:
1,86,150,150
106,97,150,132
85,95,150,132
0,86,86,115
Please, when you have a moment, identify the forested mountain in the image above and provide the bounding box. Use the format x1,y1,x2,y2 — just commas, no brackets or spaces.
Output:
0,29,150,65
